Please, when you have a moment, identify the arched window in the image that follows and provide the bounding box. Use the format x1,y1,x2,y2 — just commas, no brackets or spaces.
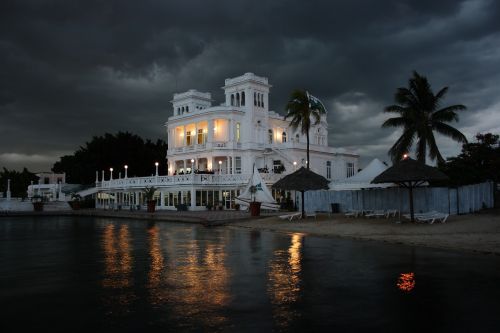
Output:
254,92,257,106
177,107,180,115
182,107,185,114
231,94,235,106
268,129,273,144
282,132,287,143
186,106,189,113
236,93,240,107
261,94,264,108
241,91,245,106
258,94,261,107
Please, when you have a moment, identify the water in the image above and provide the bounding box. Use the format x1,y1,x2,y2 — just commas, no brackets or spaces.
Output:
1,216,499,332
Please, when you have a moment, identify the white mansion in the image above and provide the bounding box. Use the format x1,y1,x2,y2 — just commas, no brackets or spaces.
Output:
95,73,359,210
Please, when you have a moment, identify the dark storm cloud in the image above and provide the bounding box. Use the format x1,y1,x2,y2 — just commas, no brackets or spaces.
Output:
1,0,499,170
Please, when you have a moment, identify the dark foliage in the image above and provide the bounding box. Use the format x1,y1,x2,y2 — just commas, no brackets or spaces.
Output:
438,133,500,186
383,71,467,163
52,132,167,184
0,167,38,198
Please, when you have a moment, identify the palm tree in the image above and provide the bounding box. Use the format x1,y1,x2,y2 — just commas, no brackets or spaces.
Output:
383,71,467,163
284,89,326,170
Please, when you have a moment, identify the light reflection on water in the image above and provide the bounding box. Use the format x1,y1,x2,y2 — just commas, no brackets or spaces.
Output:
268,233,304,330
397,272,416,292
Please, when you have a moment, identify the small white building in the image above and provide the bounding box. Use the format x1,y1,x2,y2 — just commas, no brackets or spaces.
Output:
96,73,359,210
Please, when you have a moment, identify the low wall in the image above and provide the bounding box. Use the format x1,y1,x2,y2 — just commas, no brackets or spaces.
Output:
304,182,495,215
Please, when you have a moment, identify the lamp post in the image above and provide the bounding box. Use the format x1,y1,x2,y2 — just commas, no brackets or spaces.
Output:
218,160,222,174
155,162,159,176
6,179,11,201
293,161,297,171
110,168,113,180
124,165,128,178
191,159,195,173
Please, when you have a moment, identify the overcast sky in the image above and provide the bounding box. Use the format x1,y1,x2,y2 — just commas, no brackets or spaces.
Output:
1,0,499,172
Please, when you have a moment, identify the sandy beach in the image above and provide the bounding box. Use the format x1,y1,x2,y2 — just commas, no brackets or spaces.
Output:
232,209,500,255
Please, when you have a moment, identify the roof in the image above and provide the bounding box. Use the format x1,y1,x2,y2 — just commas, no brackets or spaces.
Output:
272,167,329,191
372,158,449,184
330,158,391,190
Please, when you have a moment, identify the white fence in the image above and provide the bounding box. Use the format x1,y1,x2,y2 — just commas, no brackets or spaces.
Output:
304,182,495,215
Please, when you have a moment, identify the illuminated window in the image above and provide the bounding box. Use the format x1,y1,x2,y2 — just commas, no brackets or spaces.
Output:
236,122,241,142
197,129,206,144
186,131,193,146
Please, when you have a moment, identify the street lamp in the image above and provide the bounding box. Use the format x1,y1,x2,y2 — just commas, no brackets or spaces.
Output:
191,159,195,173
124,165,128,178
155,162,159,176
218,160,222,173
293,161,297,170
109,168,114,180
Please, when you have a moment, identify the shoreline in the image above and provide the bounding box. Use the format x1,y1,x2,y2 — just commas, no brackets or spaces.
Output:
2,208,499,255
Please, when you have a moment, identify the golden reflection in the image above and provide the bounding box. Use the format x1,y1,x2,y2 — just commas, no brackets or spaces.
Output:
268,233,304,329
147,225,164,290
102,224,134,290
397,272,416,292
149,233,231,329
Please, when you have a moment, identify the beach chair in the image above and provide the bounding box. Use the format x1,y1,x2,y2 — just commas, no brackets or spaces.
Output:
279,212,301,221
305,211,317,219
385,209,398,218
344,210,360,218
365,210,386,218
416,212,449,224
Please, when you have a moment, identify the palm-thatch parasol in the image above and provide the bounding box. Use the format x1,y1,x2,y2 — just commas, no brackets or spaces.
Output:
372,158,448,222
272,167,329,218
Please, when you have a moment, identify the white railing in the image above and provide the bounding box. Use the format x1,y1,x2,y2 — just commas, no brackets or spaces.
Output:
97,172,285,190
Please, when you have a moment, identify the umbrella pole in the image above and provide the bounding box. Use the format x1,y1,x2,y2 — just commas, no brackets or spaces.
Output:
301,190,305,219
409,184,415,222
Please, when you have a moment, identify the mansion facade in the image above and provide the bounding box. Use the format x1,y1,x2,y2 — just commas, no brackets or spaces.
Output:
95,73,359,210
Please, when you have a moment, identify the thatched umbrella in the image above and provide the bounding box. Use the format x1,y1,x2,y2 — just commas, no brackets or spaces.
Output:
272,167,329,218
372,158,448,222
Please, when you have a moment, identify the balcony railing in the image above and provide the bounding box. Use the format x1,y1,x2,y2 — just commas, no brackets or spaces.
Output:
97,172,283,190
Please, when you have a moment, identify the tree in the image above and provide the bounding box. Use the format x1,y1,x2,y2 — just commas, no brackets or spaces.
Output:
0,167,38,199
284,89,326,170
439,133,500,186
382,71,467,163
52,132,167,184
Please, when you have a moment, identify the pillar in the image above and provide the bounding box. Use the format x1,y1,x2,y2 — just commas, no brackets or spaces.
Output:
160,191,165,208
191,188,196,209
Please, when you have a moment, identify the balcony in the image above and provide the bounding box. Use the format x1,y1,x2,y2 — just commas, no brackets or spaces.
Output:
97,172,283,191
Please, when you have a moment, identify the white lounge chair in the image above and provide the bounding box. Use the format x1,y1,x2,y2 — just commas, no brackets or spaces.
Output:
416,212,449,224
385,209,398,218
365,210,386,218
279,212,302,221
344,210,360,218
305,212,317,219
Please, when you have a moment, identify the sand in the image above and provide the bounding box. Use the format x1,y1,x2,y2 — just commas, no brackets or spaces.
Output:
231,210,500,255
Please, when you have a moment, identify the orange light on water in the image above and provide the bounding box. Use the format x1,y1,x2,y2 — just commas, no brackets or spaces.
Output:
397,272,415,292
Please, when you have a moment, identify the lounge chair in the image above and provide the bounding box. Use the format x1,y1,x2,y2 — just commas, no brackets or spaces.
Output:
365,210,386,218
344,210,360,218
279,212,302,221
385,209,398,218
416,212,449,224
305,212,317,219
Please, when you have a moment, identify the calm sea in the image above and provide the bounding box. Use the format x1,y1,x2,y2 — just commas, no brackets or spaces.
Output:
1,216,499,332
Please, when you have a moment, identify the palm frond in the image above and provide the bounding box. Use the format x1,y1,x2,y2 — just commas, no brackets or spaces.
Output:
432,104,466,122
382,117,408,128
426,132,444,163
433,122,468,143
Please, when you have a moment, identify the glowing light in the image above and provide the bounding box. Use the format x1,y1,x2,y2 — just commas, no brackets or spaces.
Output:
124,165,128,169
403,153,409,160
397,272,415,292
293,161,297,166
218,160,222,165
110,168,113,172
155,162,159,166
203,128,208,134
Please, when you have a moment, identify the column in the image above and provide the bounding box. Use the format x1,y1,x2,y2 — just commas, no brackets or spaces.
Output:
160,191,165,208
208,119,214,143
191,187,196,209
